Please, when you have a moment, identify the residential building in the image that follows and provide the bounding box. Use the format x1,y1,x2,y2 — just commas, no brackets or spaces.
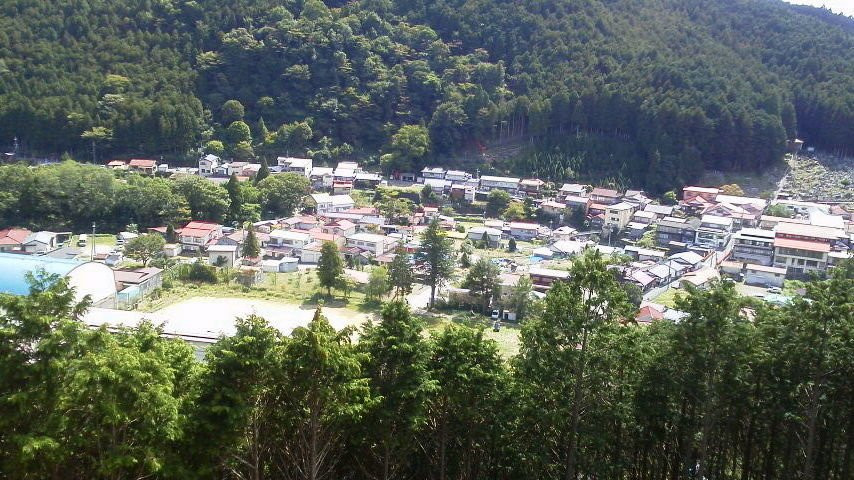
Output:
450,184,476,202
299,241,324,263
277,157,312,176
0,228,31,252
333,162,358,182
444,170,471,182
509,222,540,240
480,175,520,192
424,178,452,193
624,245,667,262
106,160,127,170
563,195,590,212
744,264,786,288
307,193,355,214
354,172,382,188
332,181,353,195
731,228,775,266
549,240,585,258
774,222,843,245
421,167,446,180
468,227,502,248
604,202,637,230
694,214,734,249
345,232,397,255
225,161,248,176
208,245,239,268
657,216,699,247
680,267,720,289
529,267,571,292
114,267,164,297
682,186,719,203
632,210,656,225
558,183,587,199
22,231,58,254
128,159,157,175
178,221,223,252
773,237,830,277
643,204,675,218
310,167,334,189
551,226,578,241
520,178,546,195
198,154,220,176
714,194,767,212
541,200,566,215
267,229,311,256
589,187,621,205
622,190,652,207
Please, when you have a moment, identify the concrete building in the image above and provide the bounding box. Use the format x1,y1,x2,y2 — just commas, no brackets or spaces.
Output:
731,228,775,266
744,264,786,288
421,167,446,180
604,202,637,230
773,237,830,277
695,215,734,249
345,232,398,255
198,154,221,176
479,175,520,192
277,157,313,176
307,193,355,214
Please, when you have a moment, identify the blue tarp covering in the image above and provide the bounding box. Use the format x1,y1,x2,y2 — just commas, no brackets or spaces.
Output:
0,252,82,295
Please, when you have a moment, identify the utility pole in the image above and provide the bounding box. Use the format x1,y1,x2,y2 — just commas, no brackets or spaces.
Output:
91,222,96,261
90,138,96,164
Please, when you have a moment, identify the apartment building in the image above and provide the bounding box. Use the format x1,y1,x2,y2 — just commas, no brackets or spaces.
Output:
731,228,775,266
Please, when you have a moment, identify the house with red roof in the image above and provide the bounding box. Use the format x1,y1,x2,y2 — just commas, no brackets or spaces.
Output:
177,221,223,252
0,228,32,252
127,159,157,175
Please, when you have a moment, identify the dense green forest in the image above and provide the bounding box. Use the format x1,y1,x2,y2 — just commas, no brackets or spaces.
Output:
2,253,851,479
0,162,309,231
0,0,852,190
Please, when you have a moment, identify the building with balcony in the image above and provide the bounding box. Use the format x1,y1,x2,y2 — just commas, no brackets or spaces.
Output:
731,228,775,266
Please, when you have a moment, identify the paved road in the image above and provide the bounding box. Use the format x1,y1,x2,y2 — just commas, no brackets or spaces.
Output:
405,283,437,313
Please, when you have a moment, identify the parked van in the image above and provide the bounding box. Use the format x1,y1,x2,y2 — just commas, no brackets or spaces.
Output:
77,234,88,247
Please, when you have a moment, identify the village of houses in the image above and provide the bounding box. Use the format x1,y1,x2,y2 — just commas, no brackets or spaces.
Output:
1,153,852,349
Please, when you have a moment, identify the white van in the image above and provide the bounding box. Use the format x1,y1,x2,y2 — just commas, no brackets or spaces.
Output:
77,234,88,247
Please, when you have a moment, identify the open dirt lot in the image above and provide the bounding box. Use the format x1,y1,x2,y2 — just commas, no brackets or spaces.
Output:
153,296,375,338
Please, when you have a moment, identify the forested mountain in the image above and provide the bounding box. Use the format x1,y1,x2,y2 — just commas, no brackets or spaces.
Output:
0,0,852,191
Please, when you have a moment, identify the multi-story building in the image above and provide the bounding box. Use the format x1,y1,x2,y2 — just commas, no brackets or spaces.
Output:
307,193,355,214
694,214,734,249
479,175,520,192
509,222,540,240
604,202,637,230
731,228,775,266
657,216,699,247
345,232,398,255
421,167,446,180
178,221,223,252
277,157,313,177
444,170,471,182
589,187,621,205
519,178,546,195
529,267,571,292
198,154,220,176
772,222,842,277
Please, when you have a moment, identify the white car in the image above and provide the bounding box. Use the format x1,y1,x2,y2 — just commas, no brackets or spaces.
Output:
766,286,782,294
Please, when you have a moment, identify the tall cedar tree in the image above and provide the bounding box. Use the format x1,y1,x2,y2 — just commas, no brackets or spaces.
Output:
420,217,455,308
317,241,344,297
357,301,434,479
225,173,243,224
387,247,414,298
461,258,501,313
241,224,260,259
514,250,632,479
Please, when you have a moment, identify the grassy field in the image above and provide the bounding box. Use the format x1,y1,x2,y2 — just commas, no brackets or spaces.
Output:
70,233,116,248
421,312,522,359
139,269,374,312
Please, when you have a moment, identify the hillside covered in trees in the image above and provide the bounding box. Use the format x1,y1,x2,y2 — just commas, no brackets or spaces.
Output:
0,0,852,191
